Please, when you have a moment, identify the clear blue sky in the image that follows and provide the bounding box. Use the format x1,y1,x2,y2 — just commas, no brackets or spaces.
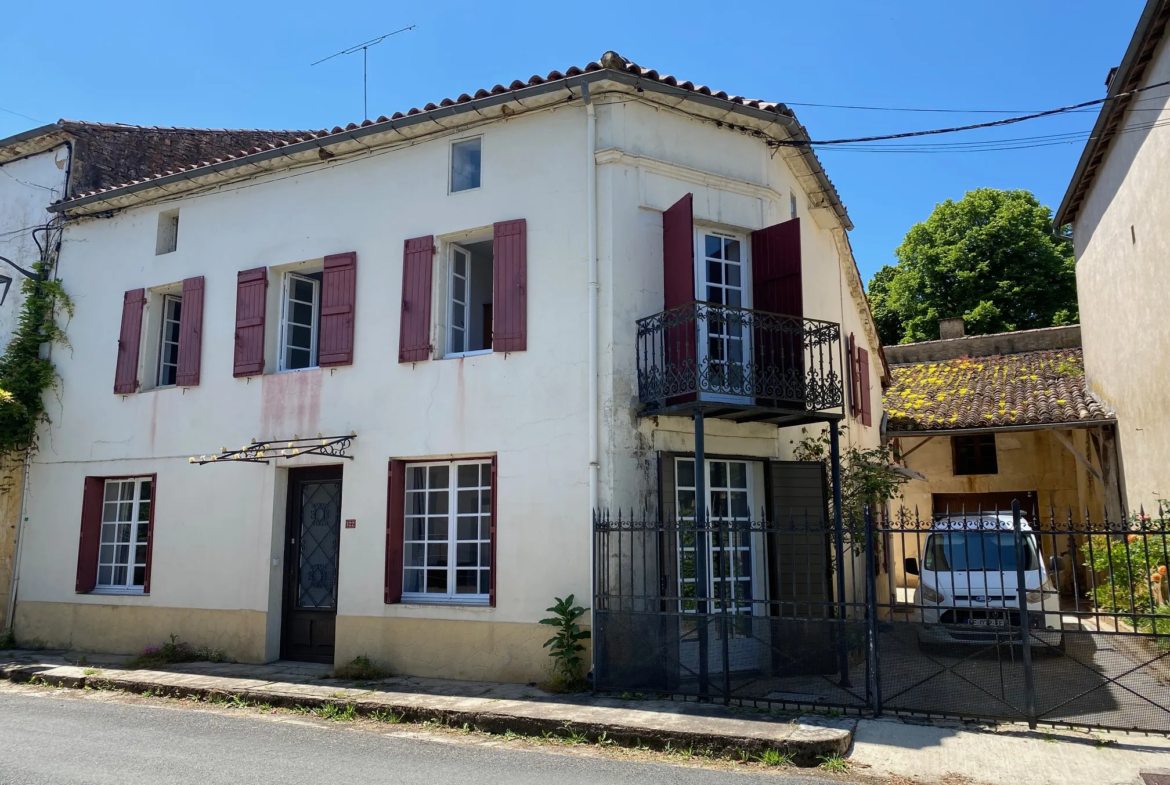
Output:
1,1,1146,284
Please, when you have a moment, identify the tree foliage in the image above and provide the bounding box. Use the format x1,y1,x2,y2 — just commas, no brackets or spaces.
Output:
868,188,1077,345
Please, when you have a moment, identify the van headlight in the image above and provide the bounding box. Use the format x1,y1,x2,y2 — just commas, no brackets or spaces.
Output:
921,585,944,604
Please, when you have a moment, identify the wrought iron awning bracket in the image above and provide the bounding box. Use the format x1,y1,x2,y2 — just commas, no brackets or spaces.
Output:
190,433,356,466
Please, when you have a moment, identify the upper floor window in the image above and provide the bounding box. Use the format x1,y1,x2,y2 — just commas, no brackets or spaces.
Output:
953,433,998,475
279,272,322,371
790,191,798,220
156,294,182,387
156,210,179,255
450,138,481,193
447,240,494,356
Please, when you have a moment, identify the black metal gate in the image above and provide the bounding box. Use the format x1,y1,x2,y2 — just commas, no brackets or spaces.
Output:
593,502,1170,732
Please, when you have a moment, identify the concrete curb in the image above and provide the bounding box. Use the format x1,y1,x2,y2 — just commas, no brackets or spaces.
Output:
1,661,853,766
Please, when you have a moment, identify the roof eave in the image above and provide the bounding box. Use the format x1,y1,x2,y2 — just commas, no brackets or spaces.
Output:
51,69,853,230
1055,0,1168,227
890,418,1118,438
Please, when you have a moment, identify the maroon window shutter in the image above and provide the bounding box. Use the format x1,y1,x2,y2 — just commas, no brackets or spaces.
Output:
489,455,498,608
319,252,357,367
398,237,434,363
75,477,104,593
385,460,406,603
143,473,158,594
663,194,696,404
493,219,527,353
750,217,803,317
233,267,268,377
851,332,861,416
859,346,872,427
175,276,205,387
114,289,146,394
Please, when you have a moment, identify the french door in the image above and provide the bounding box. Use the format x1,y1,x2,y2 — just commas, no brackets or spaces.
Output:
675,458,766,675
696,230,752,401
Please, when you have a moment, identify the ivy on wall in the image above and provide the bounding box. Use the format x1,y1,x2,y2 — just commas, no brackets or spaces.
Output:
0,227,72,457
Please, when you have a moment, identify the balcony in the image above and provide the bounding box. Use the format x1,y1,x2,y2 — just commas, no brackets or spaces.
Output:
635,301,845,426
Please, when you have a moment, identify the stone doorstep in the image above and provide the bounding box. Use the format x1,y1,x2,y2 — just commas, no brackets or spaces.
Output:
0,662,853,766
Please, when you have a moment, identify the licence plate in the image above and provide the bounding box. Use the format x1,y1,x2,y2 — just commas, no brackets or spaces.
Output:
967,618,1007,628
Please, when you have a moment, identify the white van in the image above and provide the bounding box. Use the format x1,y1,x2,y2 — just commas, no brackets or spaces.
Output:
904,514,1064,651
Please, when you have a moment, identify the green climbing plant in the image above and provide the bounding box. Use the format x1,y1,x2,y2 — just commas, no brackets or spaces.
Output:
0,229,72,457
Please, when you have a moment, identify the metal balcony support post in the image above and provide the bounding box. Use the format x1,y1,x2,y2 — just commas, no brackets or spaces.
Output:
694,408,710,698
864,504,882,715
830,421,851,687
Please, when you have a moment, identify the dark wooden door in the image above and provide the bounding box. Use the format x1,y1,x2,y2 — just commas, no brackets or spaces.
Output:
282,466,343,663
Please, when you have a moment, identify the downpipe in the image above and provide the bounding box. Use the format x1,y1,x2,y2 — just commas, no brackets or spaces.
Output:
584,84,600,678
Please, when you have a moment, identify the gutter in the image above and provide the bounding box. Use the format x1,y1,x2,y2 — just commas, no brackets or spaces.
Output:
889,418,1117,438
584,84,599,517
49,70,851,230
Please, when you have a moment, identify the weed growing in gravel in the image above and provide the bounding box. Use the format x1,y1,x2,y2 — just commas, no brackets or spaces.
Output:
333,656,390,681
126,635,227,668
317,703,357,722
817,754,849,773
370,709,403,724
754,749,794,767
82,668,98,676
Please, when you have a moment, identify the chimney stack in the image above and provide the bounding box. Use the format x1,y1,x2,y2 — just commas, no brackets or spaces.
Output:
939,317,965,340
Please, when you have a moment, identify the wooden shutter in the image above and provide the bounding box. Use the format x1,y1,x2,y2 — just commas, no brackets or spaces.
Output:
175,276,204,387
114,289,145,394
75,477,104,593
385,460,406,603
846,332,857,418
233,267,268,377
143,473,158,593
859,346,872,426
750,217,803,317
663,194,696,404
493,219,527,353
319,252,357,367
489,455,498,607
398,236,434,363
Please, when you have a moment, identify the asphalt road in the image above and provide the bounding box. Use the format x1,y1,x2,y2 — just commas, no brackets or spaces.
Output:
0,691,850,785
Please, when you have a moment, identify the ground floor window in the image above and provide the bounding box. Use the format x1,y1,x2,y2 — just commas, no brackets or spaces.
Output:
402,460,492,603
97,477,153,591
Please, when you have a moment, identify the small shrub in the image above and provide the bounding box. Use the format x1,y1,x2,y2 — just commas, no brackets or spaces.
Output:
755,749,794,766
334,655,390,681
126,634,227,668
539,594,591,691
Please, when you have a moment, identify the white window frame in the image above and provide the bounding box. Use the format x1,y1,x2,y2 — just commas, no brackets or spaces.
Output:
278,272,320,372
695,228,752,403
155,294,182,387
445,243,492,358
94,477,152,595
449,136,482,194
402,459,492,605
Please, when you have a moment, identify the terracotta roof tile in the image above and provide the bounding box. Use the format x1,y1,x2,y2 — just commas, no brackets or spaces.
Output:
56,52,848,216
884,348,1113,432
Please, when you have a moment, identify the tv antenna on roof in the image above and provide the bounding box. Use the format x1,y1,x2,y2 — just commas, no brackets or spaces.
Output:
311,25,417,121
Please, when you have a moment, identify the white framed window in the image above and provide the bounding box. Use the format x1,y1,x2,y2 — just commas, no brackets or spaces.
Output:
156,294,182,387
790,191,798,220
696,229,751,400
445,240,494,357
97,477,152,592
403,460,492,604
450,137,482,193
279,272,321,371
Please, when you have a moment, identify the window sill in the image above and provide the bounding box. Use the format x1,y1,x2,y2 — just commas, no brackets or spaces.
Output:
275,366,321,374
90,587,147,596
399,596,491,608
444,350,492,360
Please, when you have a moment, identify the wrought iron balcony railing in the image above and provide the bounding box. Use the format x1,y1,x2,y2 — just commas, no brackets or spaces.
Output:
635,301,845,418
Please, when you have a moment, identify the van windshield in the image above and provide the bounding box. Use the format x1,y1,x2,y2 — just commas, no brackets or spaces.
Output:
923,531,1037,572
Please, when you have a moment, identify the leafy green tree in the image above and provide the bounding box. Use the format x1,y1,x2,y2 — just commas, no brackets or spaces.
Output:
867,188,1077,345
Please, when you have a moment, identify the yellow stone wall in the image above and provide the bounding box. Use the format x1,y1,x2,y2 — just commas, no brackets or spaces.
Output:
0,453,25,631
13,601,268,662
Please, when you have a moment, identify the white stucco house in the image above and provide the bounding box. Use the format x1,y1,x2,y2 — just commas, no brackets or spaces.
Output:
1055,0,1170,512
10,52,884,683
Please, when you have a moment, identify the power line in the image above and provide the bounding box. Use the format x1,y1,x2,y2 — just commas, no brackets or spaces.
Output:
0,106,45,124
772,78,1170,147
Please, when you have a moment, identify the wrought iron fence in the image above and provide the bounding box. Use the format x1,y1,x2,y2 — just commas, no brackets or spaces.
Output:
634,302,844,414
593,503,1170,733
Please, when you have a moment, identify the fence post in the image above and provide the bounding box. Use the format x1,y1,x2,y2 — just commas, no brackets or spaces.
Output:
718,516,731,705
694,408,710,698
1012,499,1037,729
864,504,882,716
829,421,851,687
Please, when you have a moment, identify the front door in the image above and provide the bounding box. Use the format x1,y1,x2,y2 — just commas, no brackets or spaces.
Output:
282,466,343,663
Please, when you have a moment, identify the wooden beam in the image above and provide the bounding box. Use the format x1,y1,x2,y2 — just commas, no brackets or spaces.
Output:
898,435,936,461
1052,429,1104,486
